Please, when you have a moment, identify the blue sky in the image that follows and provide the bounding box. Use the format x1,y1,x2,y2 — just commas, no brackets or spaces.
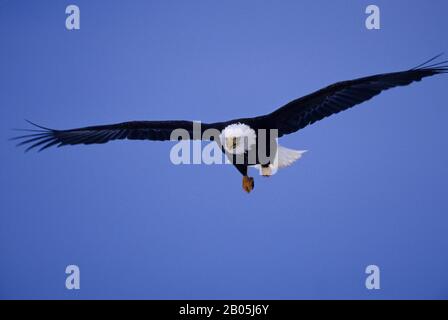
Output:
0,0,447,299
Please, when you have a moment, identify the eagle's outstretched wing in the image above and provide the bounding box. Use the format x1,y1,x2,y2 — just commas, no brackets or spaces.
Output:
13,56,447,151
265,57,448,137
13,120,228,152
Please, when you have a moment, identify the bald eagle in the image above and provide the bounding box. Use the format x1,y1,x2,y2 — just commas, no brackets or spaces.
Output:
14,56,447,193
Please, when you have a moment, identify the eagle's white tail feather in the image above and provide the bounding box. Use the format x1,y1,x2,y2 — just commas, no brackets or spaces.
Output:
277,145,307,168
253,145,307,175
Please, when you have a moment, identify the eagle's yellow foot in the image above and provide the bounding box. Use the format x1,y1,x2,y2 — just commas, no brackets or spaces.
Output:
242,176,254,193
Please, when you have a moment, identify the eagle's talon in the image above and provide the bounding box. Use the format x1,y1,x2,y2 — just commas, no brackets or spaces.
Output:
242,176,254,193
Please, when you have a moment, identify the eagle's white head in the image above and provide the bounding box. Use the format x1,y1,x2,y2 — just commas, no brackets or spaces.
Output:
220,123,256,155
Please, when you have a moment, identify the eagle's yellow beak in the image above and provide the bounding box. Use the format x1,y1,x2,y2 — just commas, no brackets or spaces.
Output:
226,137,238,150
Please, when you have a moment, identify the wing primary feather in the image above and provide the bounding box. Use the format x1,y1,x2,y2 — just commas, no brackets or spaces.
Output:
10,132,49,141
411,53,445,70
25,119,54,131
12,128,47,133
38,140,61,152
25,137,56,152
419,60,448,69
16,134,52,147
